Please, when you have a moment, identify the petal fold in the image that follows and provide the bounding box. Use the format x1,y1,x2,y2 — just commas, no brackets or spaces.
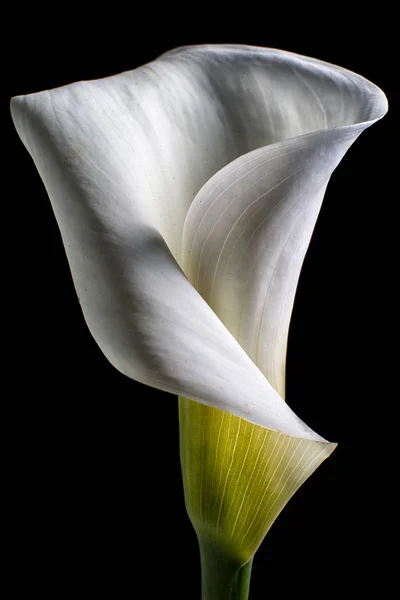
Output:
182,128,355,396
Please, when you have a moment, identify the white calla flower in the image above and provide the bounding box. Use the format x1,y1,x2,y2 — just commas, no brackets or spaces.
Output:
11,44,387,597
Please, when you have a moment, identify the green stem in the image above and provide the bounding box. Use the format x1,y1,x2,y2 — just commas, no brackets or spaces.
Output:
199,538,253,600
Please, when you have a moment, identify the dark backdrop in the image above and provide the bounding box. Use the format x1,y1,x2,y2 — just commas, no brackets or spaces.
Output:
6,13,396,599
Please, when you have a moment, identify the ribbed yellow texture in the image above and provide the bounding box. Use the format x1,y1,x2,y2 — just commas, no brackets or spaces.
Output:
179,397,336,563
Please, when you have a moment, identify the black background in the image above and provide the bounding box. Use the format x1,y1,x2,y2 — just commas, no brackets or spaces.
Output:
6,12,397,599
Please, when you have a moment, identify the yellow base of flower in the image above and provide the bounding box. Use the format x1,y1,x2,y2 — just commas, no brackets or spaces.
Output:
179,396,336,563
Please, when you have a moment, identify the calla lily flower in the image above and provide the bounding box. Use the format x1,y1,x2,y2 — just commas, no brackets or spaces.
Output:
11,44,387,599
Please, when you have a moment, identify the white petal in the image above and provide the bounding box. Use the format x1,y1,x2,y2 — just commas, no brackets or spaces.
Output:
10,45,386,440
182,130,352,397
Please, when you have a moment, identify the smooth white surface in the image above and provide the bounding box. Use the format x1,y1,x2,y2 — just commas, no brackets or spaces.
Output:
11,45,387,440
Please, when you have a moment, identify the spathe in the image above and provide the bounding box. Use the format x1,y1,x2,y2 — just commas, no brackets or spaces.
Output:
10,45,387,443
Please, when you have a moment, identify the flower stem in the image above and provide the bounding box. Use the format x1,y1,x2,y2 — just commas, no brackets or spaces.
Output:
199,538,253,600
